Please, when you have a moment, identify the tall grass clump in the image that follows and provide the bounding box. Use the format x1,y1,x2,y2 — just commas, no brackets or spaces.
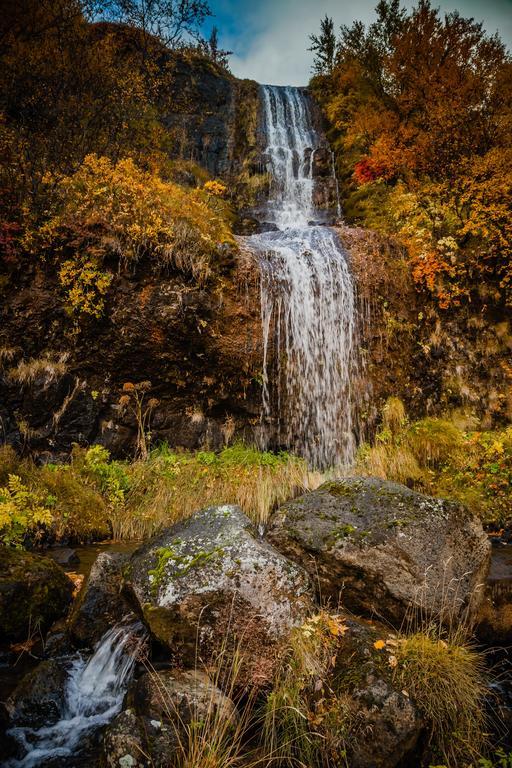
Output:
395,625,489,766
122,443,318,540
263,612,353,768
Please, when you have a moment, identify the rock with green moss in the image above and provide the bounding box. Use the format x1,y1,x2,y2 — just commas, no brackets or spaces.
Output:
127,505,315,687
267,477,490,625
0,546,73,642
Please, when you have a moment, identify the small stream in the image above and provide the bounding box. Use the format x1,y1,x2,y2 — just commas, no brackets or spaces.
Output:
4,621,147,768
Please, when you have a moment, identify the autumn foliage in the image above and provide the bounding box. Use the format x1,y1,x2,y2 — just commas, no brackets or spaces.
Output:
311,0,512,308
0,0,235,324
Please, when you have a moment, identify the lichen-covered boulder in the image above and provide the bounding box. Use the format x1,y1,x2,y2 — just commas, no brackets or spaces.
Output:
267,477,490,625
0,547,73,641
68,552,133,648
127,505,315,687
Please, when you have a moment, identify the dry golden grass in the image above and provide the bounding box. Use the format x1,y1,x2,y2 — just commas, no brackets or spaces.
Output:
355,442,424,485
117,444,321,540
395,628,488,766
8,352,68,386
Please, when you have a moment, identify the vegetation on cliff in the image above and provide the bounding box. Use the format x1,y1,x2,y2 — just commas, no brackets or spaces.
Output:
0,443,315,545
0,0,239,332
356,397,512,526
310,0,512,310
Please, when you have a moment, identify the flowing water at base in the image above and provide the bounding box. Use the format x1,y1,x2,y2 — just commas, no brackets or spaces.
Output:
5,622,146,768
246,85,359,469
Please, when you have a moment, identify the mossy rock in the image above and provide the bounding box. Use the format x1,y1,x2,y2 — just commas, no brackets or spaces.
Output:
267,477,490,625
333,615,423,768
127,505,315,688
0,547,73,642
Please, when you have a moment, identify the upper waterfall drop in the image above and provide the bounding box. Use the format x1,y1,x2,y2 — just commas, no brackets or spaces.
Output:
245,84,360,470
260,85,317,229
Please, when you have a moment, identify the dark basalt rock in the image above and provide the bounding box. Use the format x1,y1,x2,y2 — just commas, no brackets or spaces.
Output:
267,477,490,625
68,552,133,649
5,659,69,729
0,547,73,642
333,614,423,768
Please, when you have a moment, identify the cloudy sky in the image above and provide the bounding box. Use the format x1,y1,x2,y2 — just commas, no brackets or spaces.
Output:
204,0,512,85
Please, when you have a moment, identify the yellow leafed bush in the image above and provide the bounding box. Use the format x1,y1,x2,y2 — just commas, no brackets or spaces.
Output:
0,474,54,547
41,155,235,284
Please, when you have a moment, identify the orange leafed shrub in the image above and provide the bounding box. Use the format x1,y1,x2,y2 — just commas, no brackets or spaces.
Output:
41,154,235,283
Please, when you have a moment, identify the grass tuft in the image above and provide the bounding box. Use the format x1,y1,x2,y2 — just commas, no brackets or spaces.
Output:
395,627,489,766
7,352,68,386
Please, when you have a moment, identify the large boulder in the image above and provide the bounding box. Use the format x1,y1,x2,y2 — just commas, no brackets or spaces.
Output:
267,478,490,625
127,505,315,687
67,552,133,648
101,669,238,768
0,547,73,642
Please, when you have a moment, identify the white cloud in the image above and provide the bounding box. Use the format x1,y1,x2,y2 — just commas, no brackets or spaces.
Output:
220,0,512,86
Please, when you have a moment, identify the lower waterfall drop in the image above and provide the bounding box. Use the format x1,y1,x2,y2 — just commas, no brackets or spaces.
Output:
6,621,147,768
247,84,360,469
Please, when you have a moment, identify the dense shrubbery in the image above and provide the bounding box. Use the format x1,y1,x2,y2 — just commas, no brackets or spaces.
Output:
310,0,512,309
0,443,314,545
356,398,512,525
0,0,236,326
33,155,234,318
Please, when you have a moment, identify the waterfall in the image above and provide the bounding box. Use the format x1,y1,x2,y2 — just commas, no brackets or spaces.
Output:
6,621,147,768
246,85,359,470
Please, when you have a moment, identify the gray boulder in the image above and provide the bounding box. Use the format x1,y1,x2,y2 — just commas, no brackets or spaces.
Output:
267,477,490,624
133,668,238,727
127,505,315,687
100,708,149,768
101,670,238,768
68,552,133,648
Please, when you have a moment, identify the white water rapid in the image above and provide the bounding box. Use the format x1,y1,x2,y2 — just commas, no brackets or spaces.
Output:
247,85,359,469
6,621,147,768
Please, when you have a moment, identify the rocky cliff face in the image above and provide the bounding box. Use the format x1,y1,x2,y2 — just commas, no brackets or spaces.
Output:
0,249,264,458
1,61,510,460
342,226,512,435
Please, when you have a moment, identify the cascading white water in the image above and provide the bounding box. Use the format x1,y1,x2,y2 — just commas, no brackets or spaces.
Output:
247,85,359,469
6,621,146,768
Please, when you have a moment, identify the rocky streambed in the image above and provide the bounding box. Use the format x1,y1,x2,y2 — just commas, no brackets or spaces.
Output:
0,478,511,767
